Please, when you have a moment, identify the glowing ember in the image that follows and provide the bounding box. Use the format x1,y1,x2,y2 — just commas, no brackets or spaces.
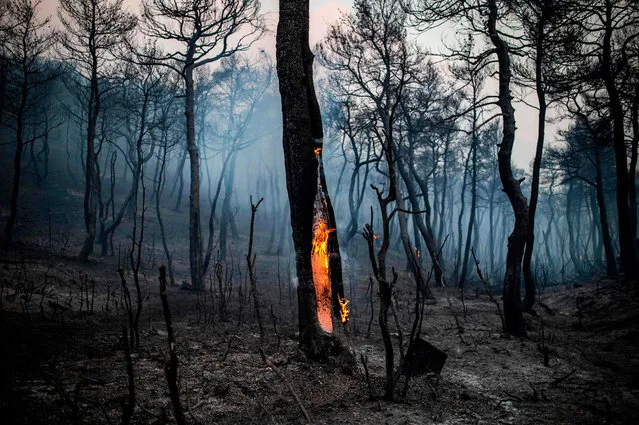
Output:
311,219,334,332
314,147,322,155
338,295,350,323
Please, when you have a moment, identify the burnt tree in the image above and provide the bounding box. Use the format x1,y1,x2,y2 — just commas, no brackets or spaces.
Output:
276,0,348,357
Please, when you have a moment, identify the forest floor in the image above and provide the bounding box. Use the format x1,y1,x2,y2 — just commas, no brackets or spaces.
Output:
1,240,638,425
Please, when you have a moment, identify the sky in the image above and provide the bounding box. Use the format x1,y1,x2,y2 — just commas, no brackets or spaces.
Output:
38,0,558,170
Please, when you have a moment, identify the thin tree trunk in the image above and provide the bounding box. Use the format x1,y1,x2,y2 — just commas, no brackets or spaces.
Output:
4,50,29,243
185,65,204,290
455,149,471,281
594,145,617,278
172,145,187,211
157,138,176,287
459,100,479,289
78,42,100,261
566,182,581,274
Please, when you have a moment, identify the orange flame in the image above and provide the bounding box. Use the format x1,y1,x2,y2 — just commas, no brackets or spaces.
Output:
338,295,350,323
312,219,335,333
415,246,421,259
314,147,322,155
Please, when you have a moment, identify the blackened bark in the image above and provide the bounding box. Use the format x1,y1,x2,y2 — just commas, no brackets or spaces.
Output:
488,0,526,336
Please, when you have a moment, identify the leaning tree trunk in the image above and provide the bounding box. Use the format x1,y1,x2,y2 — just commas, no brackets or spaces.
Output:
277,0,348,358
488,0,527,336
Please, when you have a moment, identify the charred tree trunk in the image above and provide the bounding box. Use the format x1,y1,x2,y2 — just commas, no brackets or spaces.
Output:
459,99,479,289
588,189,603,265
185,65,204,290
203,150,233,274
4,46,29,244
522,9,549,311
78,42,100,261
602,0,637,280
629,84,638,246
488,0,527,336
566,183,582,275
594,145,617,278
157,138,176,287
437,132,451,249
455,149,471,281
220,152,238,261
277,0,347,357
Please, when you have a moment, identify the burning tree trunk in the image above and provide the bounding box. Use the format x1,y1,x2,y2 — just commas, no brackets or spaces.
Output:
276,0,350,357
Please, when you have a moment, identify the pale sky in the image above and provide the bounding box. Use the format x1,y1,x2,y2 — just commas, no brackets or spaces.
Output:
39,0,553,170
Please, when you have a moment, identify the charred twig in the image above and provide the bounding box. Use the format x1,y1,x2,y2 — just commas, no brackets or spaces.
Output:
159,266,186,425
366,276,375,338
247,196,265,359
360,352,381,410
118,269,135,348
122,327,135,425
471,249,506,333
